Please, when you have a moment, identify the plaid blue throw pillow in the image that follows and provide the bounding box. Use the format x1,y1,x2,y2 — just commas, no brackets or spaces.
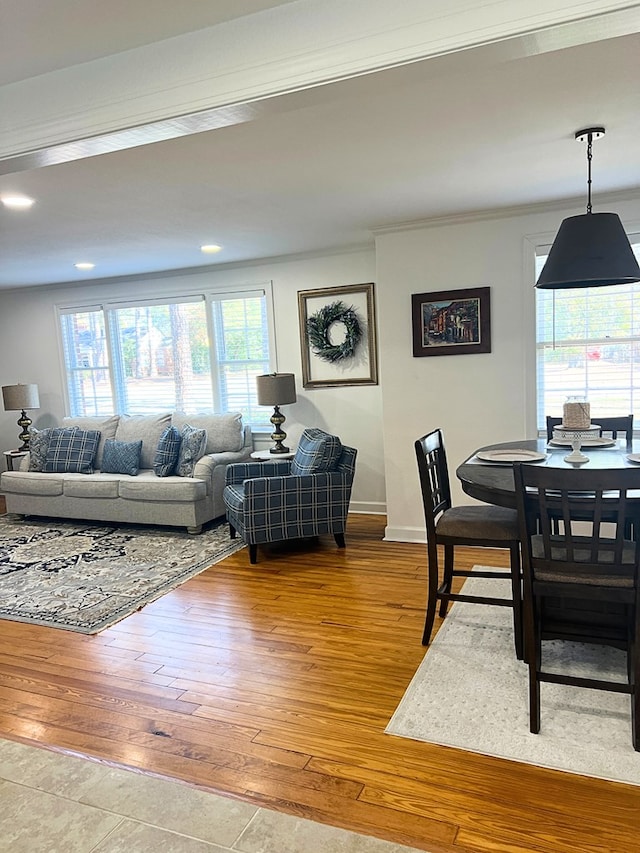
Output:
153,426,182,477
42,427,101,474
101,439,143,475
290,429,342,476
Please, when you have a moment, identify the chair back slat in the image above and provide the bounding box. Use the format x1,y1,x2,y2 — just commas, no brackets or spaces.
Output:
415,430,452,534
515,464,640,591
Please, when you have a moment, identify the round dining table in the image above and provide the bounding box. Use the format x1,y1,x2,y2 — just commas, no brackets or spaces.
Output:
456,436,639,508
456,435,639,648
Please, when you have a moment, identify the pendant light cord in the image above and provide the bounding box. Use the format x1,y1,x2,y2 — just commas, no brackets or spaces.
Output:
586,131,593,214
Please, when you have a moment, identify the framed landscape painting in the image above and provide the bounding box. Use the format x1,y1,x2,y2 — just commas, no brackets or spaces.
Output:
411,286,491,357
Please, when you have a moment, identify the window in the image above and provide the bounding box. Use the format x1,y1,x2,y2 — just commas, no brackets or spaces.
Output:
59,288,272,426
535,238,640,431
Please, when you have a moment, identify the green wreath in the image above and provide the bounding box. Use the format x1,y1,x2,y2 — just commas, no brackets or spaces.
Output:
306,300,363,363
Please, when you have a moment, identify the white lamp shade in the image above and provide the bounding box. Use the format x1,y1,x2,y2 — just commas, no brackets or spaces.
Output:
2,383,40,411
256,373,297,406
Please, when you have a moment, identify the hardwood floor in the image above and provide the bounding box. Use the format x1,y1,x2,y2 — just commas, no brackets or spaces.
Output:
0,506,638,853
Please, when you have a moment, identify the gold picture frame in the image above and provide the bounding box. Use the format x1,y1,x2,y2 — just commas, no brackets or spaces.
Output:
298,283,378,388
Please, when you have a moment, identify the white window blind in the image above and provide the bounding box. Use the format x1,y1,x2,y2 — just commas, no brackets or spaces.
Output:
60,287,271,425
535,238,640,431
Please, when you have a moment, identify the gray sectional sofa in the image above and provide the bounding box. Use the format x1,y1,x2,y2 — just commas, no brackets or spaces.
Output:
0,412,253,533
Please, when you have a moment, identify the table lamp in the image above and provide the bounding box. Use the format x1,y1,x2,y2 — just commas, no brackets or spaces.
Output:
256,373,297,454
2,383,40,450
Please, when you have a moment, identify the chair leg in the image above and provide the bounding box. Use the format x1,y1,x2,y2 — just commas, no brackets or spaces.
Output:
529,611,541,734
249,544,258,564
509,543,524,661
334,532,345,548
438,544,454,617
422,543,440,646
632,605,639,752
229,523,236,539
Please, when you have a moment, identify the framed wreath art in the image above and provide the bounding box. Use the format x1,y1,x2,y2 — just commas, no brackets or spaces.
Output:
297,283,378,388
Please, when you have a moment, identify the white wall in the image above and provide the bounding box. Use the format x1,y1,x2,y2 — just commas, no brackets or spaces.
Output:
0,247,385,514
376,195,640,542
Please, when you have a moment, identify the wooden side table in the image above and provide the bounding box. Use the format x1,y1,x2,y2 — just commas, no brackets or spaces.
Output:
4,450,28,471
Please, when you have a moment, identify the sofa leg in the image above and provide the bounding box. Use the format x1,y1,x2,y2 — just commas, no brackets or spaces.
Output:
229,524,236,539
187,525,202,535
334,532,345,548
249,544,258,564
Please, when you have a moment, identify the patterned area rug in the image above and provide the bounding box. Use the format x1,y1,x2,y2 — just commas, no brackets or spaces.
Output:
386,571,639,786
0,514,243,634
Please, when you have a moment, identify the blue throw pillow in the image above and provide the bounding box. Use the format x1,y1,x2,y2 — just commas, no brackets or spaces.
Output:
153,426,182,477
101,439,143,476
42,427,101,474
28,427,52,472
176,424,207,477
290,429,342,476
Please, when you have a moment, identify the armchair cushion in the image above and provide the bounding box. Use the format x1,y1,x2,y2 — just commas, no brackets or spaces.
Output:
290,428,343,476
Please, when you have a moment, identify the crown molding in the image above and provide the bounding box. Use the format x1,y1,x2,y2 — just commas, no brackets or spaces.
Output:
371,187,640,236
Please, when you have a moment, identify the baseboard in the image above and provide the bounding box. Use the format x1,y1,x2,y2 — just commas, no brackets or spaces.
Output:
349,502,386,515
383,525,426,544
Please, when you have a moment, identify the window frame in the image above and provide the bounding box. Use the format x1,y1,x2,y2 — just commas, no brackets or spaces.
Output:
55,281,277,428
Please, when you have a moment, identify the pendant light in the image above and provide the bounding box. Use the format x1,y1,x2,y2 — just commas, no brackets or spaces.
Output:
536,127,640,290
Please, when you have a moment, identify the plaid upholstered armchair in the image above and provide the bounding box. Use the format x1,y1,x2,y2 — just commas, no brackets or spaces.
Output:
223,428,357,563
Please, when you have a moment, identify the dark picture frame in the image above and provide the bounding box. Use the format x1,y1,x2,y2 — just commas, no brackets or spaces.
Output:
298,283,378,388
411,286,491,357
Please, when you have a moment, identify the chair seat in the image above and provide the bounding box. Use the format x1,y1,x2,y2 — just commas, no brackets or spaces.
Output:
437,504,519,541
532,534,635,587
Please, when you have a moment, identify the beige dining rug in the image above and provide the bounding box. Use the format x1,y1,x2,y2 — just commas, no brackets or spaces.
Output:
0,514,244,634
386,571,639,786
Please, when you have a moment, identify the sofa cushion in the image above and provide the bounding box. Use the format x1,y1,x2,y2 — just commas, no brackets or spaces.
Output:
290,429,342,476
101,439,143,476
62,474,121,498
42,427,101,474
153,426,182,477
172,412,244,453
63,415,119,468
28,427,52,472
115,413,171,469
1,471,64,496
176,424,207,477
118,473,206,502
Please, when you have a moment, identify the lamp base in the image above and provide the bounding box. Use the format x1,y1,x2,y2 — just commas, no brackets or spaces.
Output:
269,405,290,454
17,409,32,451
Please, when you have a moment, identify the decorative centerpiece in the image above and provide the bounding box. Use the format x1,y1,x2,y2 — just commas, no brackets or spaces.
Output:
554,397,597,463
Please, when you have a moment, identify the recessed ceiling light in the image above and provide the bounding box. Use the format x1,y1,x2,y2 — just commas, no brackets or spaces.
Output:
1,194,35,210
74,262,95,270
200,244,222,254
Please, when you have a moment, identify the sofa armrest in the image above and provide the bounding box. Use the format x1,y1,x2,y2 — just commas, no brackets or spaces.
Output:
194,449,253,480
225,460,292,485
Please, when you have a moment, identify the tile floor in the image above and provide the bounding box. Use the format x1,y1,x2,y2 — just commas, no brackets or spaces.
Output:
0,737,427,852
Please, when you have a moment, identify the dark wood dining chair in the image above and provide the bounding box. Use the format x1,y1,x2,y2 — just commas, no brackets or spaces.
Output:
513,462,640,750
546,414,633,442
415,429,523,659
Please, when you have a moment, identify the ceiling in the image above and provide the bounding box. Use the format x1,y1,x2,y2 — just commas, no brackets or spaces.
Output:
1,3,639,289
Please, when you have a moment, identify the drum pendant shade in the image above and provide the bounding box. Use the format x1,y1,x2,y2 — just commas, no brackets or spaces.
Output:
536,212,640,290
536,126,640,290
